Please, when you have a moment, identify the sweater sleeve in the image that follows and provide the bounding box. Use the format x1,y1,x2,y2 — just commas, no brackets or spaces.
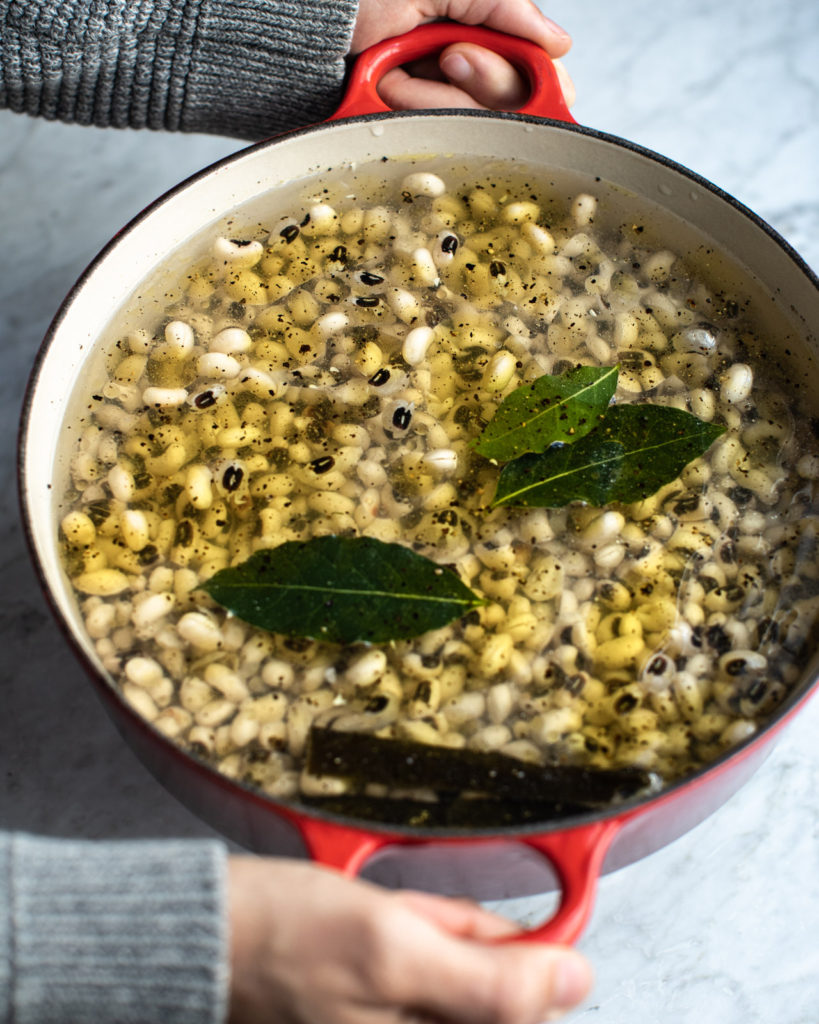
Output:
0,832,230,1024
0,0,359,138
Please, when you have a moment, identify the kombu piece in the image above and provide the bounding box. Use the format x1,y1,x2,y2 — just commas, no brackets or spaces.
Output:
305,726,657,826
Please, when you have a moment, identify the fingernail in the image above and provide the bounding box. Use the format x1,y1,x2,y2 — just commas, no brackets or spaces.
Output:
440,52,472,83
551,952,593,1009
541,15,572,41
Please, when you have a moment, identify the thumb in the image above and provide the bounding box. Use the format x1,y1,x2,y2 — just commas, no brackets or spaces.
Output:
399,928,593,1023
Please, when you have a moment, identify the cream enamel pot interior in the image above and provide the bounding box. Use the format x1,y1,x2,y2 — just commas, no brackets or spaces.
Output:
19,24,819,943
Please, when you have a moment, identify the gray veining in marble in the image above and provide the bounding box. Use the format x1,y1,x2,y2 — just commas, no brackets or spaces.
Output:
1,0,817,1020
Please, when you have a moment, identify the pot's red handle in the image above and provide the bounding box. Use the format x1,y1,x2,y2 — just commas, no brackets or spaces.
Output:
294,814,620,945
331,22,575,124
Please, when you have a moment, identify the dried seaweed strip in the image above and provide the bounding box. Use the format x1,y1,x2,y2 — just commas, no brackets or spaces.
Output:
306,726,656,806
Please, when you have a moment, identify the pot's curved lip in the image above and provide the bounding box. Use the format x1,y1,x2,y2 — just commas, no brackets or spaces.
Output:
16,107,819,844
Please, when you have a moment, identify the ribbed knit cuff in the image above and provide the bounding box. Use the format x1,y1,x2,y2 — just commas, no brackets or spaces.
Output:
183,0,359,138
2,833,229,1024
0,0,358,138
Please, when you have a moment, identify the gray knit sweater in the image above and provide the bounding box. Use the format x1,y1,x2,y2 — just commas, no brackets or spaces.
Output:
1,2,362,1017
1,833,230,1023
0,0,359,138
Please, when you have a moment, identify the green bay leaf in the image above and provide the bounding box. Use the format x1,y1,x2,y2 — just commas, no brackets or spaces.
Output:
200,535,485,645
492,438,625,507
598,404,726,503
472,363,618,462
491,403,725,508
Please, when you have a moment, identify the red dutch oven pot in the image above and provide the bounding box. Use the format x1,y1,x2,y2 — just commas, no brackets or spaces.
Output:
18,24,819,944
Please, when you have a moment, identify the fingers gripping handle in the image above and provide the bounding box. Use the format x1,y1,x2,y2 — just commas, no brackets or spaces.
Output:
295,814,620,945
332,22,575,123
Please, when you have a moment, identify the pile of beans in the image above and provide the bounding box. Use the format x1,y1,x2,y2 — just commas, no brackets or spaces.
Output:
59,164,819,810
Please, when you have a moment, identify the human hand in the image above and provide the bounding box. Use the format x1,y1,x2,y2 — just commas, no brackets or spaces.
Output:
351,0,575,113
228,856,592,1024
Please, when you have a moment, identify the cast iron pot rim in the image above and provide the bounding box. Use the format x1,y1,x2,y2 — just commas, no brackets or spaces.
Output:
17,107,819,842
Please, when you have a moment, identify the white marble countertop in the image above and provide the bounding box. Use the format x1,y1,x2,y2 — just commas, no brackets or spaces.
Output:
1,0,817,1020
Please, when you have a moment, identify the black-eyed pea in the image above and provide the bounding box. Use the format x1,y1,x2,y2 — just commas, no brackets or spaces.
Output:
111,623,136,652
131,592,175,633
672,671,703,719
396,718,446,746
74,568,131,596
263,770,299,799
185,725,216,754
597,611,642,644
635,598,677,634
689,710,731,742
213,236,264,268
353,340,383,378
593,543,626,573
501,648,531,686
443,690,485,728
718,649,767,678
719,718,757,747
551,643,580,677
407,678,442,719
577,675,606,706
307,490,356,517
500,197,539,223
401,171,447,198
595,633,644,671
147,441,189,478
437,663,467,703
112,353,148,386
481,349,517,393
597,580,632,612
472,569,509,602
743,468,782,505
123,655,170,702
62,510,97,547
466,724,511,752
203,664,250,704
365,518,403,544
561,549,591,578
286,692,334,758
171,568,198,605
500,739,543,763
647,684,679,724
703,583,746,614
84,600,116,639
345,649,388,689
580,726,615,758
523,557,563,601
178,675,215,713
334,205,363,235
126,328,153,354
530,707,583,745
430,193,468,228
570,620,597,658
720,363,753,404
122,681,159,722
214,753,243,781
557,732,587,759
514,509,554,546
506,603,538,644
176,611,223,652
195,698,237,728
154,706,193,739
229,712,260,748
619,707,660,738
486,682,515,724
298,770,351,797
